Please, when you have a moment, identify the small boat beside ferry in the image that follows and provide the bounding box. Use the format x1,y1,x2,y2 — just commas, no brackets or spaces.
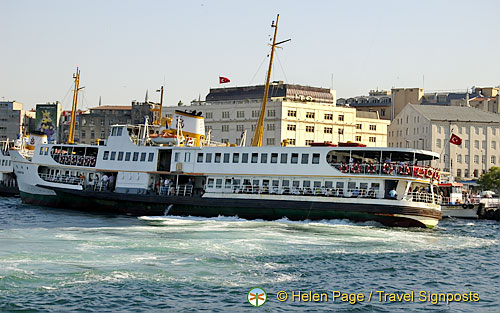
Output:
0,140,19,196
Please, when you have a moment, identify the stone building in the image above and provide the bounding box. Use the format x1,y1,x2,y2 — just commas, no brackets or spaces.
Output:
337,89,392,120
0,101,29,140
388,104,500,180
164,83,389,147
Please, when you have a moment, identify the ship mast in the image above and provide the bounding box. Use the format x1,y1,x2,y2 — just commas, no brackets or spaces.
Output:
251,14,290,147
67,67,81,144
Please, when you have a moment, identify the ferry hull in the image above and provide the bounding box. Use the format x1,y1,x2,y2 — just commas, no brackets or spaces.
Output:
22,187,441,228
0,185,19,197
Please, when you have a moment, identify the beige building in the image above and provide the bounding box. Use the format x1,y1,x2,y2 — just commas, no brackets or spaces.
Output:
164,83,389,147
388,104,500,180
0,101,31,140
391,88,424,120
337,89,392,120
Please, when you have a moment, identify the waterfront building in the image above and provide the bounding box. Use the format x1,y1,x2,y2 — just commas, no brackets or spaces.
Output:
164,83,389,147
0,101,31,140
59,110,88,144
35,102,63,143
337,89,392,120
78,100,159,144
388,104,500,180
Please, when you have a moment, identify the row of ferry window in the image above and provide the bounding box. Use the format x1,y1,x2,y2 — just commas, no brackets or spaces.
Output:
196,152,321,164
206,177,381,190
102,151,155,162
1,159,11,166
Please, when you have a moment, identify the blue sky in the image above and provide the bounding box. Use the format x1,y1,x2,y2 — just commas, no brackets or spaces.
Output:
1,0,499,110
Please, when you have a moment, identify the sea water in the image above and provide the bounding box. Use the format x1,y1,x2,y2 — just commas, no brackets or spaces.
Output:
0,197,498,312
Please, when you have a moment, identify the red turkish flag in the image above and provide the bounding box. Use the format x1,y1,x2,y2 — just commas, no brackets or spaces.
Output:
219,76,230,84
449,134,462,145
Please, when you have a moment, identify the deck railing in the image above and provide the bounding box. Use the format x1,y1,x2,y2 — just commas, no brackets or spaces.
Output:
39,173,83,186
331,162,440,181
159,184,193,196
404,191,441,205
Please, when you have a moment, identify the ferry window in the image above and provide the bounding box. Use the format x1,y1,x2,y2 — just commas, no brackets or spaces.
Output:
336,182,344,189
149,153,155,162
272,180,279,187
117,128,123,136
215,153,221,163
292,181,300,188
223,153,230,163
242,153,248,163
282,180,290,187
110,151,116,160
39,147,43,155
140,152,146,162
360,183,368,190
271,153,278,163
291,153,298,164
233,153,239,163
314,181,321,188
252,179,260,186
303,181,311,188
184,153,190,162
348,182,356,191
174,152,179,162
197,153,204,163
301,154,309,164
224,178,232,189
233,179,241,187
45,148,49,155
118,152,124,161
260,153,267,163
371,183,380,190
216,179,222,189
280,153,287,164
251,153,258,163
133,152,139,161
89,173,94,180
111,128,117,136
312,153,320,164
325,181,333,188
206,153,212,163
207,178,214,188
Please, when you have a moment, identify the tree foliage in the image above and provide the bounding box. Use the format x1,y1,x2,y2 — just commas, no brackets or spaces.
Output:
477,166,500,192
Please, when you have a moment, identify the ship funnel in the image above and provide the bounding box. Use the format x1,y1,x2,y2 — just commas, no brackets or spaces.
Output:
25,131,48,150
170,110,205,147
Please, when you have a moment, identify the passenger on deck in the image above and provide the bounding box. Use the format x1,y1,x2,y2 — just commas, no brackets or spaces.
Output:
389,188,397,199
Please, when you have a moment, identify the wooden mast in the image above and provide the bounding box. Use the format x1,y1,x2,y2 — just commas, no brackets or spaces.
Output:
152,85,164,124
251,14,290,147
67,67,81,144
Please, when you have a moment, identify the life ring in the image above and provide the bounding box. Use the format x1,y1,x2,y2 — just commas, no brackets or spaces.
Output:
77,156,84,166
462,204,468,209
351,162,361,173
89,157,96,167
383,162,393,174
366,162,376,173
433,170,440,182
399,164,410,175
84,156,90,166
413,166,425,178
186,137,195,146
425,167,433,178
339,162,349,173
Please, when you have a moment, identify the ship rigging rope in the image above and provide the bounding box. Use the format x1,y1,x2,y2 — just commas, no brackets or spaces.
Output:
275,50,288,83
60,82,75,110
249,53,268,85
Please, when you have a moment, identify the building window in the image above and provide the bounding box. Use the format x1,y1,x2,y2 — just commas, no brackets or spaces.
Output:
491,156,496,164
437,139,441,148
90,131,95,139
237,111,245,118
100,131,105,139
287,124,296,131
267,109,275,117
252,110,260,118
266,138,275,145
251,124,256,131
338,128,344,135
267,123,275,131
381,109,386,116
306,112,315,119
100,120,105,126
236,125,244,131
356,124,362,130
465,140,469,148
492,141,496,149
324,113,333,120
457,169,461,177
324,127,333,134
482,140,486,149
205,112,213,119
81,130,86,138
222,125,229,132
474,155,479,164
369,137,376,143
457,155,462,163
205,125,212,132
221,138,229,143
288,110,297,117
222,111,230,119
288,139,296,145
474,140,479,149
355,136,361,141
305,140,313,146
338,114,344,121
306,126,314,132
369,125,376,131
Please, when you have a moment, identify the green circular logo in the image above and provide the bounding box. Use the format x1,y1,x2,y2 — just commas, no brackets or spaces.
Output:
248,287,267,307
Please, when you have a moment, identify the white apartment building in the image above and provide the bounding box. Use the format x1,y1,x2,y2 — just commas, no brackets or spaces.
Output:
388,104,500,180
164,83,389,147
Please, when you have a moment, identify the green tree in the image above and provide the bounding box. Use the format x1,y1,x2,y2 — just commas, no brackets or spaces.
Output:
477,166,500,192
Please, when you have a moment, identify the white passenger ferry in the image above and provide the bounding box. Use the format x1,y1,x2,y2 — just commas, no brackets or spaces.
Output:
0,140,18,196
10,110,442,228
